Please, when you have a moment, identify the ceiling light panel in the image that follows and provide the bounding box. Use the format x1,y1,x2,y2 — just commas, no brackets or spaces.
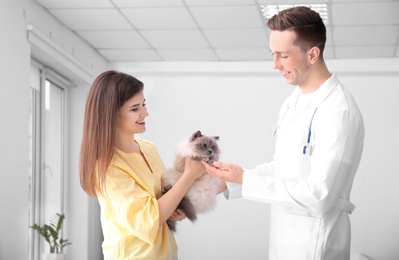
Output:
260,3,329,25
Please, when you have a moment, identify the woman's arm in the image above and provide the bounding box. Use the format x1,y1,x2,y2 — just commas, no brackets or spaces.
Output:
157,157,206,225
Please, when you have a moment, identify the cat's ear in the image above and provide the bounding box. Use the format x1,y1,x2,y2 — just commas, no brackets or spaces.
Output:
213,136,220,141
190,130,202,141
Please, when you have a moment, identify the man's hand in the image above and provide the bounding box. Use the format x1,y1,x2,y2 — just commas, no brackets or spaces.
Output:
202,161,244,184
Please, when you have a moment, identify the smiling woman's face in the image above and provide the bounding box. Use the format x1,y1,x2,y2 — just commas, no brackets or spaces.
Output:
117,91,149,137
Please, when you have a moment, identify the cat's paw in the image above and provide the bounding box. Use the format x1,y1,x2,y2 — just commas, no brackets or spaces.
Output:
207,159,215,167
191,155,203,162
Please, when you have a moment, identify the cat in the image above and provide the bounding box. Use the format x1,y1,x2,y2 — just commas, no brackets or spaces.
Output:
161,130,222,232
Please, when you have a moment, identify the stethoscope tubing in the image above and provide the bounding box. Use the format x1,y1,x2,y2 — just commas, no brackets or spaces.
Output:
272,82,336,156
303,107,319,155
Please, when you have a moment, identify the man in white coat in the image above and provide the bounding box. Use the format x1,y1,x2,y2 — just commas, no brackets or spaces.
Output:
203,6,365,260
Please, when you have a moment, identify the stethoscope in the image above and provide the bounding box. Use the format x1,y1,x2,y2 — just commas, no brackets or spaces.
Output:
271,76,339,157
302,107,318,155
271,83,336,156
271,104,318,156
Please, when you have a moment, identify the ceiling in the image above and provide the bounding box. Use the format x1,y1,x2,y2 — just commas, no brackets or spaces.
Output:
35,0,399,62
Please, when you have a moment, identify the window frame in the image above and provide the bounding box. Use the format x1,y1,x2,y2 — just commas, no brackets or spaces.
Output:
29,63,70,260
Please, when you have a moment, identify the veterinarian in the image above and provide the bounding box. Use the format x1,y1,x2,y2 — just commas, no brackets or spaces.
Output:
203,6,365,260
79,70,206,260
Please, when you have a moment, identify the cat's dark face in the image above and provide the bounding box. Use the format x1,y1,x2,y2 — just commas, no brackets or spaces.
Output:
189,131,220,163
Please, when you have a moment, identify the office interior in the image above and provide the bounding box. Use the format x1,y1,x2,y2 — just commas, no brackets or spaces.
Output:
1,0,398,260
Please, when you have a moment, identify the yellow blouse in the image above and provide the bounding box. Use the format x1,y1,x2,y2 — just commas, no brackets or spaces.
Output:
98,138,177,260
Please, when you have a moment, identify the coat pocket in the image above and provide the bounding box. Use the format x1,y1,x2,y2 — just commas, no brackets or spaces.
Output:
274,212,322,260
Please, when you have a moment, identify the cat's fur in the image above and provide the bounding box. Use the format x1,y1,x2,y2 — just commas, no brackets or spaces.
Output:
161,130,222,232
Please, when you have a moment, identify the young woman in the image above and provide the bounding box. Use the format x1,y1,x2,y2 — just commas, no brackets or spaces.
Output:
80,70,206,259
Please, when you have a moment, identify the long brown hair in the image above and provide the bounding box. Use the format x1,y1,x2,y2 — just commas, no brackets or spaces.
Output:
79,70,144,197
267,6,326,58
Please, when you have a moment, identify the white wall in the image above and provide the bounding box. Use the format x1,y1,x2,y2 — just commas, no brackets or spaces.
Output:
341,75,399,260
0,0,106,259
113,60,399,260
0,1,31,260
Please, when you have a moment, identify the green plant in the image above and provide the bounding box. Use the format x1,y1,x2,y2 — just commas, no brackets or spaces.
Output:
30,213,71,253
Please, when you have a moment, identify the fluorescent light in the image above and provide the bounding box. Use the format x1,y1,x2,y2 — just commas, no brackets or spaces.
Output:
260,4,329,25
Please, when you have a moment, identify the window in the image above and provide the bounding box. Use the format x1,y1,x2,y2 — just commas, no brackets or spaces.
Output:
29,65,69,260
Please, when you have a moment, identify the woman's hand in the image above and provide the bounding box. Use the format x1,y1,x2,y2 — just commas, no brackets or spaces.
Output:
183,156,207,181
169,209,186,222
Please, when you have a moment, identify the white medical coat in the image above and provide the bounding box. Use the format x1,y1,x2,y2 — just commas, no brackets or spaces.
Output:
226,75,365,260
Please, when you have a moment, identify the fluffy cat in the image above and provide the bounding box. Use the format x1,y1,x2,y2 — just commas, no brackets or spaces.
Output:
161,130,222,232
